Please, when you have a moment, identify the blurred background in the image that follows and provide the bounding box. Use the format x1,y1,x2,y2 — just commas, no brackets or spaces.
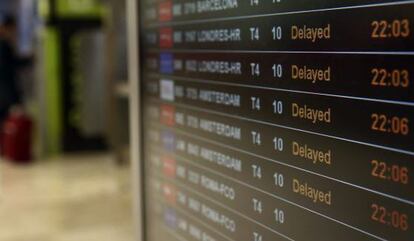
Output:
0,0,134,240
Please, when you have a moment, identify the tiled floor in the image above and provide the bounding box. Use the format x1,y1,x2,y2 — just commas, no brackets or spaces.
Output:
0,154,135,241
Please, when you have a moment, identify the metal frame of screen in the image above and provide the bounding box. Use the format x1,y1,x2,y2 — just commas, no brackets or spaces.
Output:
127,0,145,240
129,1,414,241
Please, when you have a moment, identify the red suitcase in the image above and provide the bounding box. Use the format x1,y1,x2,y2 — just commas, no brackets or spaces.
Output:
1,110,33,163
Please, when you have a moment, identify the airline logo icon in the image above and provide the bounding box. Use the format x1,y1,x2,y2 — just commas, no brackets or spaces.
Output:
160,79,175,101
161,130,175,151
162,156,176,178
158,1,172,22
164,208,177,228
160,53,174,74
159,28,173,48
160,104,175,126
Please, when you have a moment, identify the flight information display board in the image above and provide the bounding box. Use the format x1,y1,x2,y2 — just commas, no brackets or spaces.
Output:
138,1,414,240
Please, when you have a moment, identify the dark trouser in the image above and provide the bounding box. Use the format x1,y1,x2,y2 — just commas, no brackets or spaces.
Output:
0,108,6,155
0,108,7,126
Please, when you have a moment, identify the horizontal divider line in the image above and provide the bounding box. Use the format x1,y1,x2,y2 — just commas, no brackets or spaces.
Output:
145,1,414,28
147,49,414,56
149,98,414,156
149,73,414,107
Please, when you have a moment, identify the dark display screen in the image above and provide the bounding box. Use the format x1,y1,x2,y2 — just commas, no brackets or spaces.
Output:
138,1,414,240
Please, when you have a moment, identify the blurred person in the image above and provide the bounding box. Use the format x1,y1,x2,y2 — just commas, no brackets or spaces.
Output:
0,15,32,120
0,15,20,125
0,15,33,159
